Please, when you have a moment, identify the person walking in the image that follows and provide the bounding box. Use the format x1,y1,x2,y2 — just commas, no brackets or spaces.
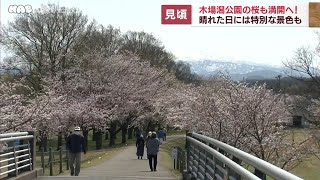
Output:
145,131,152,159
163,127,167,141
158,128,165,144
146,131,160,172
66,126,86,176
136,134,145,159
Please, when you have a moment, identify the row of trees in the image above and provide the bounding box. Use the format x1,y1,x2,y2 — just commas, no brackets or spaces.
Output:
0,4,197,150
163,75,319,171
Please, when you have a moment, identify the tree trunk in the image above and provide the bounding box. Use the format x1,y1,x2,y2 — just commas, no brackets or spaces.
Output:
95,130,102,150
83,129,89,151
39,132,48,152
121,125,127,144
57,132,62,150
147,121,156,132
109,122,116,146
92,128,96,141
128,127,133,139
105,130,109,140
63,133,68,148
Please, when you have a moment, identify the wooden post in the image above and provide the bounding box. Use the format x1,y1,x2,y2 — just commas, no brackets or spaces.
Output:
41,147,45,175
59,146,63,174
49,147,53,176
66,150,69,170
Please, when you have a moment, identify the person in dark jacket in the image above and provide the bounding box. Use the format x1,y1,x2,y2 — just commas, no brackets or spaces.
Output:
146,132,160,171
66,126,86,176
136,134,145,159
158,128,165,144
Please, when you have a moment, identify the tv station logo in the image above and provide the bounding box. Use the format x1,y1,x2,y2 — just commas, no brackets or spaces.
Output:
8,5,33,14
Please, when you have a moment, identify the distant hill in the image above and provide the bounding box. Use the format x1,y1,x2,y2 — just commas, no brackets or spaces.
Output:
180,60,287,81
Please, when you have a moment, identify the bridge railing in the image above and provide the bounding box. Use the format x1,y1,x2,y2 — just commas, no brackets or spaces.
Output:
185,132,303,180
0,132,36,179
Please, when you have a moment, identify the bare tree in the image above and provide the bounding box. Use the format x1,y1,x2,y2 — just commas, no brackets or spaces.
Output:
73,20,122,58
1,3,88,90
283,32,320,91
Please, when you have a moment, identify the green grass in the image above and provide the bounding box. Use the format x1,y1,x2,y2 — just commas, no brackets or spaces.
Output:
35,130,185,176
166,129,186,136
35,131,136,176
160,129,320,180
159,135,186,180
287,128,320,180
38,131,131,152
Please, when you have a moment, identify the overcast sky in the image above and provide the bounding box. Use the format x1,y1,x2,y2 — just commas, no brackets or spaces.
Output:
1,0,319,66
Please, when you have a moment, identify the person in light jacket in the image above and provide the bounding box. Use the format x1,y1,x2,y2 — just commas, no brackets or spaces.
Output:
146,131,160,171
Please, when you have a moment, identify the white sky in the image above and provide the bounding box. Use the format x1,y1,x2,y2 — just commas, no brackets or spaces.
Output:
1,0,319,66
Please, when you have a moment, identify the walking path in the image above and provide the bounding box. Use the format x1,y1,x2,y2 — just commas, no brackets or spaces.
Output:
37,139,180,180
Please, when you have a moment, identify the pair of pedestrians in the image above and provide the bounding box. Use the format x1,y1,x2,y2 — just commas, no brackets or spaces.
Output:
136,131,160,171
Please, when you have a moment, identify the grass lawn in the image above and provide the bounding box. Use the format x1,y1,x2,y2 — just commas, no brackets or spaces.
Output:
159,135,186,180
35,128,320,179
158,129,320,180
288,128,320,180
35,131,136,176
35,129,185,176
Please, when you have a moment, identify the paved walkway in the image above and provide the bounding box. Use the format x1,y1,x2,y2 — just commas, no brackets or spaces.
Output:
38,140,179,180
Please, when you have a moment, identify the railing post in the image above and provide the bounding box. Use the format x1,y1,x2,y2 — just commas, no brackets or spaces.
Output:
49,147,53,176
184,130,192,179
177,147,184,173
231,156,241,180
27,131,36,170
7,141,15,177
212,153,217,179
180,150,186,173
59,146,63,174
224,166,230,180
254,168,266,180
41,147,45,175
13,143,18,176
27,142,32,171
177,149,180,170
197,144,201,178
204,148,208,179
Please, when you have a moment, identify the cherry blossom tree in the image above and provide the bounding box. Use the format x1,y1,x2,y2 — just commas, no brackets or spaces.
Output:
32,51,177,148
165,75,318,173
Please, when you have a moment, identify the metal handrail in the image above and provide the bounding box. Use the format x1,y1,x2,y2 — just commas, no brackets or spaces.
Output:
0,132,28,138
0,131,35,178
0,135,34,142
190,132,303,180
188,137,260,180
